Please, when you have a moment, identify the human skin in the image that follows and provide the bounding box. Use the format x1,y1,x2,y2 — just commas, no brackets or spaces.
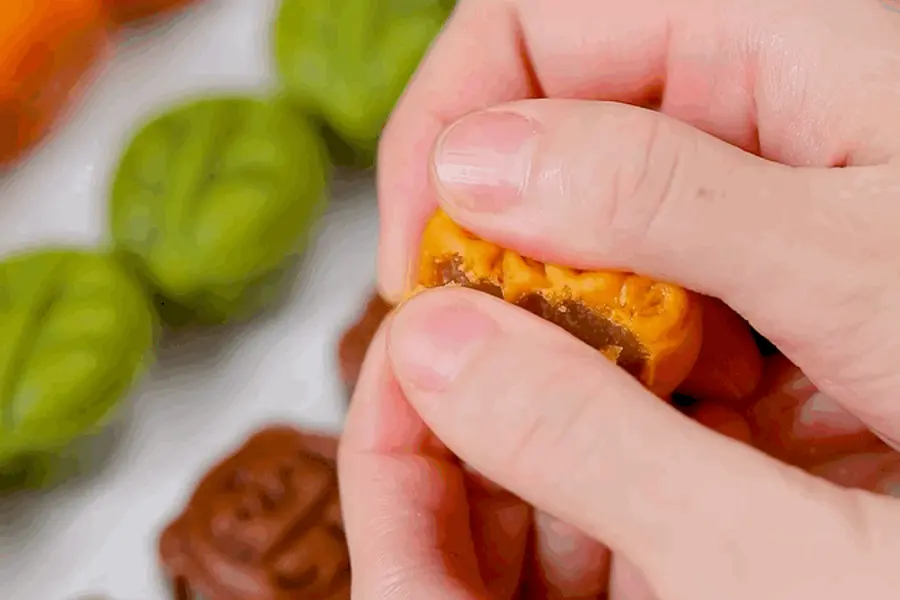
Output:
339,0,900,598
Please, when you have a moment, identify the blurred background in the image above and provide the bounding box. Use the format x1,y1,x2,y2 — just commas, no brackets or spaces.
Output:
0,0,438,597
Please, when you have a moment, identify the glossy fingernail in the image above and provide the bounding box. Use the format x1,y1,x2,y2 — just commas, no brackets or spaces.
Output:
796,391,866,435
389,297,496,392
433,110,539,212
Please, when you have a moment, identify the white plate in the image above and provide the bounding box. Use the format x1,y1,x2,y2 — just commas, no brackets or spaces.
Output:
0,1,376,597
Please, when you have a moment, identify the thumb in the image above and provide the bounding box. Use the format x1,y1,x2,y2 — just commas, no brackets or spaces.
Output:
386,288,900,600
427,98,900,445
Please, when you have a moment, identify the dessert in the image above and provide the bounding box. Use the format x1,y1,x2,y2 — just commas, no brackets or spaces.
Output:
158,426,349,600
676,296,763,407
109,95,329,327
272,0,452,168
105,0,199,23
0,248,156,488
337,293,392,397
411,208,703,397
0,0,109,166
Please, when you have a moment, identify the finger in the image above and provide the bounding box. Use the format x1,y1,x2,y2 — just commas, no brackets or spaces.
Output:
606,400,750,600
464,465,531,599
376,0,717,302
608,554,658,600
377,0,676,301
810,450,900,499
513,0,900,161
429,98,895,338
377,0,538,301
524,511,610,600
428,98,900,444
379,0,900,300
385,288,899,600
747,354,885,468
339,320,488,600
871,462,900,498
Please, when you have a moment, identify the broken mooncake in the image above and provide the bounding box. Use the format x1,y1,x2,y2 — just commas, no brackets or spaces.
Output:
409,208,704,398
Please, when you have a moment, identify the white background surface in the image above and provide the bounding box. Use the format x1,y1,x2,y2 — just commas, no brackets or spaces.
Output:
0,1,376,597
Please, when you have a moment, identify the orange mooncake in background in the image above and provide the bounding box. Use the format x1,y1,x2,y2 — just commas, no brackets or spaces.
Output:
104,0,201,24
0,0,110,167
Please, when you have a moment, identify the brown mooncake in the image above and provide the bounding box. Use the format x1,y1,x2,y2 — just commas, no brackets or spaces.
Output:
337,293,392,397
158,426,349,600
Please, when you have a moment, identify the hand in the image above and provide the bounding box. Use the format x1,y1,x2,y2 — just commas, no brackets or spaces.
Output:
340,0,900,597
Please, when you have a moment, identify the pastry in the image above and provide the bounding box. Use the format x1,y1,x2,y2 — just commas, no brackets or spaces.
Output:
158,426,349,600
411,208,703,397
337,293,392,397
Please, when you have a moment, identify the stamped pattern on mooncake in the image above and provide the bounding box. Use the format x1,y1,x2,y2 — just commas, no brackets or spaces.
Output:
158,426,349,600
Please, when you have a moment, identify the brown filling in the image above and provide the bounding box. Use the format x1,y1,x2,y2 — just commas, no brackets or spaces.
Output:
437,256,504,299
435,257,648,377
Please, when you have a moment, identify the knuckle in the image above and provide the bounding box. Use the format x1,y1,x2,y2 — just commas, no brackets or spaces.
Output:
602,113,687,254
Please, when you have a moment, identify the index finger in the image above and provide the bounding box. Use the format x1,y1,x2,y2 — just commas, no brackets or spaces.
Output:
338,320,488,600
384,288,895,600
379,0,900,302
378,0,684,301
377,0,537,302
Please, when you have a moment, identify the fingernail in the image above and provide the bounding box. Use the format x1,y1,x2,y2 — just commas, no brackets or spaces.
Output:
796,391,866,436
875,473,900,498
433,110,539,211
389,297,497,392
